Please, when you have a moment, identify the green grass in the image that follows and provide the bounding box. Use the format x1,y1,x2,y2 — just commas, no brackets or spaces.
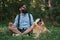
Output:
0,22,60,40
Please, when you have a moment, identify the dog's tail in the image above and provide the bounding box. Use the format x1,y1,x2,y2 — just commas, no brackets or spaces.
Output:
47,29,51,33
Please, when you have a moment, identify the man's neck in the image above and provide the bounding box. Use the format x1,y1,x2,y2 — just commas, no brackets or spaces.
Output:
20,13,27,16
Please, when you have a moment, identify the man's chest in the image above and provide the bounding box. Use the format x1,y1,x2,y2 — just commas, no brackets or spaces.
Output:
20,15,29,23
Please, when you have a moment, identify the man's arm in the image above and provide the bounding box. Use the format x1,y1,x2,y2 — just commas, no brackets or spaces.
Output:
9,15,21,34
23,14,34,34
13,15,18,27
23,25,34,34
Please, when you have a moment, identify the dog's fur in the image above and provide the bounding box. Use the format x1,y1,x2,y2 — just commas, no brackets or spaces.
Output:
33,18,50,38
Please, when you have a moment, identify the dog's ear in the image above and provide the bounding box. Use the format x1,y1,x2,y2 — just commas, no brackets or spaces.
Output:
39,19,41,22
33,22,37,26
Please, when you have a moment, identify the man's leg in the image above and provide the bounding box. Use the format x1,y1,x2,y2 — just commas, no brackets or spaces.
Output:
8,26,21,34
23,25,34,34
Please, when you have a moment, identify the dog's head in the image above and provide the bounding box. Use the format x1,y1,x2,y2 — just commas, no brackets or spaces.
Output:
34,18,43,26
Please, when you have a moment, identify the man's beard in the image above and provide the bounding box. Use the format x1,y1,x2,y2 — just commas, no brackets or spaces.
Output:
22,9,28,14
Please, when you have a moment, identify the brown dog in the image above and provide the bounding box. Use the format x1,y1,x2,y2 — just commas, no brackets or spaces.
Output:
33,18,50,38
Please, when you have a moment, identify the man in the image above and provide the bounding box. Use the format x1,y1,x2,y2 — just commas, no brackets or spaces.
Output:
8,3,34,36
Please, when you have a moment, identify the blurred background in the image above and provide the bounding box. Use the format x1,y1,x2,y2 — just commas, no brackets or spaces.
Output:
0,0,60,25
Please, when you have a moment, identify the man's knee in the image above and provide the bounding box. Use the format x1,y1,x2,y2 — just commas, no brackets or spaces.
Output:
8,26,13,31
8,22,14,30
8,26,17,31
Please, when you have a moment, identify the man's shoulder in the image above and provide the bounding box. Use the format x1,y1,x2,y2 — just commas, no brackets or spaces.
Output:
27,13,32,15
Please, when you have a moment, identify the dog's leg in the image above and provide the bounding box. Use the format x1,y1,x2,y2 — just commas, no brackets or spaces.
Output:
44,28,51,33
34,31,40,38
46,29,51,33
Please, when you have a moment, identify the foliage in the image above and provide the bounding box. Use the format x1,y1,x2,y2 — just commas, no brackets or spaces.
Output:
0,0,60,24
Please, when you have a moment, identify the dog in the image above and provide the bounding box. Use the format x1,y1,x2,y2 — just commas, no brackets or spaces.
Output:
33,18,50,38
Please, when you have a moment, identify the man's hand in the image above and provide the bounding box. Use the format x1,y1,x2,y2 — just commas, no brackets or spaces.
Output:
23,25,34,34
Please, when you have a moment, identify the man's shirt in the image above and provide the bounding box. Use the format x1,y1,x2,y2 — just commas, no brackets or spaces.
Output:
14,13,34,29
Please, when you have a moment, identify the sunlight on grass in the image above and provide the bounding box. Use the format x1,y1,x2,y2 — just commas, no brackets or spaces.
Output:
0,28,4,32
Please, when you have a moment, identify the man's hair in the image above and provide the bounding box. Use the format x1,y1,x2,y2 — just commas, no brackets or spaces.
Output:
18,3,25,9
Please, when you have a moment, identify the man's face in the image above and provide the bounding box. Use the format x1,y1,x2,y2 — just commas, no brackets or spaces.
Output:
19,5,26,13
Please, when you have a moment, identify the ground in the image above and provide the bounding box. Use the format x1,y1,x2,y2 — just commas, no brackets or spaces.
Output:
0,22,60,40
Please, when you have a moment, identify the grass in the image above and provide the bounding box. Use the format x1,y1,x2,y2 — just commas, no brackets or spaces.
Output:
0,22,60,40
